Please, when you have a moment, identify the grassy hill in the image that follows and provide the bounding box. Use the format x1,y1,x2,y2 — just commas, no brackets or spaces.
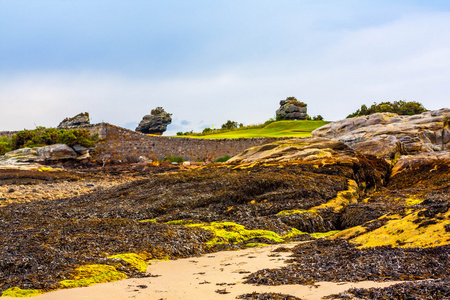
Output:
179,120,329,139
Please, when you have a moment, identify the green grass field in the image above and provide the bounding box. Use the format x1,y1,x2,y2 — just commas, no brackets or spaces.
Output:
180,120,329,139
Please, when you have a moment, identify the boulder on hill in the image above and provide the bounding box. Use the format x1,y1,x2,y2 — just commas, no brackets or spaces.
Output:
311,108,450,159
0,144,78,164
57,112,90,128
276,98,307,120
136,108,172,135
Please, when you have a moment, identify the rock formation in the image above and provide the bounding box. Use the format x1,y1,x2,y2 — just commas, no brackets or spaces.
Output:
276,98,307,120
311,108,450,159
135,108,172,135
0,144,78,163
57,112,90,128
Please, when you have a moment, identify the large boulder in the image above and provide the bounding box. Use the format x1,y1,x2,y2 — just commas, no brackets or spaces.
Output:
311,108,450,158
135,110,172,135
276,99,307,120
58,112,90,128
0,144,78,163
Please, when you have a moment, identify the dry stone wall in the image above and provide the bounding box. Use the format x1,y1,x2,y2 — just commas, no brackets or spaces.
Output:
88,123,290,162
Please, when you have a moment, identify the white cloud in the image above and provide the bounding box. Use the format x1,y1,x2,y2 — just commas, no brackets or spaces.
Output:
1,12,449,135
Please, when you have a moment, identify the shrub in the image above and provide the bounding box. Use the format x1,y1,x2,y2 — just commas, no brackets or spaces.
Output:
0,136,12,155
347,101,427,118
221,120,238,130
215,155,232,162
8,127,98,151
202,127,212,134
150,107,172,116
313,115,324,121
163,155,184,163
285,96,307,108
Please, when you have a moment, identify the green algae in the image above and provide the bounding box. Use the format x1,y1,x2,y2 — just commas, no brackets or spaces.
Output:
310,230,341,239
108,253,149,272
185,221,308,246
277,209,316,216
59,264,127,288
138,219,157,223
1,287,43,298
245,243,271,247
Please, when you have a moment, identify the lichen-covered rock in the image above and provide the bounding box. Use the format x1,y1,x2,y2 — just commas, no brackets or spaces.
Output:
311,108,450,158
276,99,307,120
0,144,78,163
58,112,90,128
135,111,172,135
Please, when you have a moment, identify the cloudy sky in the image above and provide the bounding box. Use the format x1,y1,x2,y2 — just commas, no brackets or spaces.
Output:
1,1,449,135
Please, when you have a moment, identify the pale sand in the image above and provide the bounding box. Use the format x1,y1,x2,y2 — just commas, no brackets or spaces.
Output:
10,243,403,300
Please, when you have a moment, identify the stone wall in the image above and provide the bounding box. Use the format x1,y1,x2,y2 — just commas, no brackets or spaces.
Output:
88,123,290,162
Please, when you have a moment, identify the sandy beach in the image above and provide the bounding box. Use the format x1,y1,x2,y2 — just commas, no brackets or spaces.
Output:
11,243,403,300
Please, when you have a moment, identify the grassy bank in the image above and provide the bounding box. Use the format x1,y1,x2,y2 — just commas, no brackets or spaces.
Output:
179,120,328,139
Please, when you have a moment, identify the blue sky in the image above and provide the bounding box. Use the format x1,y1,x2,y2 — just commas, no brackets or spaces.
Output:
1,1,449,134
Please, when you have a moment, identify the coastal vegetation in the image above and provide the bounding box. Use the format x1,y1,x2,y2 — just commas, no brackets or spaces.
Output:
176,120,328,138
347,100,427,118
0,127,97,155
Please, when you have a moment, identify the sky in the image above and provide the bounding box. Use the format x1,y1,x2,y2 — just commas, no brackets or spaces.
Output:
1,1,449,135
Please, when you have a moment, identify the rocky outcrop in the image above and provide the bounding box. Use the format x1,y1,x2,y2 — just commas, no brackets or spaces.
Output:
135,111,172,135
276,99,307,120
57,112,90,128
0,144,78,163
311,108,450,158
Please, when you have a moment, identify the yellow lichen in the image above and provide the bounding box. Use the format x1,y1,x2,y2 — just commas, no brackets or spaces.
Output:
245,243,271,247
310,230,341,239
165,219,194,225
1,287,43,298
311,180,359,212
333,225,367,240
405,197,423,206
138,219,157,223
59,264,127,288
350,210,450,248
108,253,149,272
276,209,317,216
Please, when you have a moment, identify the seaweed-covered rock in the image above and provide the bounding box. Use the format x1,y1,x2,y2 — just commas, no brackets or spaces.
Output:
58,112,90,128
311,108,450,158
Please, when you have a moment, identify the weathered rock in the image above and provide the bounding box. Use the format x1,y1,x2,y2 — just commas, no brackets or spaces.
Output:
311,108,450,158
0,144,78,163
72,144,89,155
57,112,90,128
276,99,307,120
228,137,358,165
135,111,172,135
390,151,450,178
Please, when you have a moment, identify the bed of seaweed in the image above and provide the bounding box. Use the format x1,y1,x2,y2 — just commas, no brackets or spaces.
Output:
237,292,302,299
243,157,450,297
244,238,450,285
325,278,450,300
0,155,389,295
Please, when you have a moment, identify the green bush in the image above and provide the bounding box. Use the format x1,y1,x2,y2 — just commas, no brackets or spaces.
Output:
215,155,232,162
0,137,12,155
347,101,427,118
313,115,324,121
164,155,184,163
6,127,97,152
221,120,238,130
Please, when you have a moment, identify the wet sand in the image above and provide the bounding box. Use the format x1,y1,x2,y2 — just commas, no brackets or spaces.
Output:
16,243,403,300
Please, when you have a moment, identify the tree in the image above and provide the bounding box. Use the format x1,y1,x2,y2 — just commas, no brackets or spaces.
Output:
221,120,238,130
